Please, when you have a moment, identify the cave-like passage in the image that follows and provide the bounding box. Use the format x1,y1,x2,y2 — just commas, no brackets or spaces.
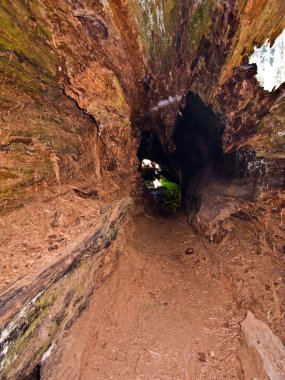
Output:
140,158,182,213
138,92,238,221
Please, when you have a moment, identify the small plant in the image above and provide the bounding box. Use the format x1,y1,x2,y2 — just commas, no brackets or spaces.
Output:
159,176,181,213
144,179,153,187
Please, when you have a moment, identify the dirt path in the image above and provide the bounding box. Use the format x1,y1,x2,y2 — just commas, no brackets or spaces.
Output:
42,213,246,379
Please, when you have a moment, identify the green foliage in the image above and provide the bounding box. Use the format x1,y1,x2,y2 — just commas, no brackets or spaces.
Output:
159,176,181,213
143,176,181,213
144,179,153,187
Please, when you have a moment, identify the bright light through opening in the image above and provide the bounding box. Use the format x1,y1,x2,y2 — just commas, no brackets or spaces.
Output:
153,178,161,188
142,159,152,167
141,159,162,188
249,29,285,92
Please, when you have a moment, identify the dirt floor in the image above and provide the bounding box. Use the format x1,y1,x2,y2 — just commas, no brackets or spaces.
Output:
41,210,255,379
1,186,283,379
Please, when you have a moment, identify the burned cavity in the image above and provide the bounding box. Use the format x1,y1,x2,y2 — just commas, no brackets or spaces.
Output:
138,92,237,220
172,92,228,221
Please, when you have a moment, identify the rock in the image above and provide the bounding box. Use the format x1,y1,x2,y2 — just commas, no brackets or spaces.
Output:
198,352,206,362
241,311,285,380
185,247,194,255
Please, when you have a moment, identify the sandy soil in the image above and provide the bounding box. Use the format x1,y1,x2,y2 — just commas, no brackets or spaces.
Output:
42,212,248,379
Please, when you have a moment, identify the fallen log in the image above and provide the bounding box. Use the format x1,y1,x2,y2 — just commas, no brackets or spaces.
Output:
0,197,132,379
241,311,285,380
